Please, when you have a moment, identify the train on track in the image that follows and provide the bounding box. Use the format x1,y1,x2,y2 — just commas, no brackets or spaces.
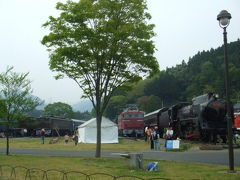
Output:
0,116,85,137
234,102,240,131
234,113,240,131
118,106,145,137
144,93,231,142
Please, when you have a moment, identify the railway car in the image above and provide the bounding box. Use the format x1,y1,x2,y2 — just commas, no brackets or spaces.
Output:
0,116,86,137
234,102,240,131
18,116,74,136
234,112,240,130
18,116,85,137
118,107,144,137
144,107,168,137
144,93,229,142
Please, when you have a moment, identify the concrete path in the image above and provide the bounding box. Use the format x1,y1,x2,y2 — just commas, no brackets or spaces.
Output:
0,148,239,166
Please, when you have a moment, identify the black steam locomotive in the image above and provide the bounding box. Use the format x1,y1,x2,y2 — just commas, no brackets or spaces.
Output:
144,93,229,142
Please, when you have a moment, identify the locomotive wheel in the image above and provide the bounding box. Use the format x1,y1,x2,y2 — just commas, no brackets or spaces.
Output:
210,133,214,143
175,121,183,138
221,135,227,143
200,130,209,142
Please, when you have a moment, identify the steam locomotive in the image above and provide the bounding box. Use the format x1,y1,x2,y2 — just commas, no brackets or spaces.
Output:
144,93,229,142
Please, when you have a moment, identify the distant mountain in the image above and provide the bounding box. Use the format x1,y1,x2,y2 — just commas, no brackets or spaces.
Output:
72,99,93,112
36,103,46,110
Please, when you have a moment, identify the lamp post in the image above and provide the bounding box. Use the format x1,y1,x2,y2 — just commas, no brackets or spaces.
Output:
217,10,234,172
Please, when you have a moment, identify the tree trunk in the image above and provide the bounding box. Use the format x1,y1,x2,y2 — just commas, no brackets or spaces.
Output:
6,127,9,155
95,74,104,158
95,115,102,158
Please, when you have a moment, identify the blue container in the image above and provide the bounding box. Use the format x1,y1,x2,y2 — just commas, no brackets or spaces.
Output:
166,140,173,149
148,162,159,171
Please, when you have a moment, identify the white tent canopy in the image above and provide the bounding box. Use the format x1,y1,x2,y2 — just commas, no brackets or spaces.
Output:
78,117,118,143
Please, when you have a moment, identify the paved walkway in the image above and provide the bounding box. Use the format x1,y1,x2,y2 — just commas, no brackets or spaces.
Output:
0,148,239,166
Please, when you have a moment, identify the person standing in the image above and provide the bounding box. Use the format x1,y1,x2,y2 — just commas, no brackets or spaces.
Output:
166,127,173,140
149,127,154,150
144,126,148,142
152,126,160,151
163,128,167,139
146,126,152,144
74,129,79,146
165,127,174,147
40,129,45,144
64,134,70,144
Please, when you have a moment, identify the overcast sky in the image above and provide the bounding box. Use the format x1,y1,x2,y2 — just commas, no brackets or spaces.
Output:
0,0,239,105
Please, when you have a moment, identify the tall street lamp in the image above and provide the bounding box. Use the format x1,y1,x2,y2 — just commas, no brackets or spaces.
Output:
217,10,234,172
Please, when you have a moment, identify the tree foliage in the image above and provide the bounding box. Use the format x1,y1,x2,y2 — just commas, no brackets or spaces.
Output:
74,110,92,120
41,0,159,157
104,95,127,121
137,95,162,113
165,40,240,102
0,67,42,155
104,40,240,117
144,71,184,105
44,102,74,118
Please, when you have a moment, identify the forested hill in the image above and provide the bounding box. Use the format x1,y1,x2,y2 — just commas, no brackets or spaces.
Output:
105,40,240,120
166,39,240,101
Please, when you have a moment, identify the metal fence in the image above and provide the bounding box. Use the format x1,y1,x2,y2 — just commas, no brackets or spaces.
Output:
0,165,170,180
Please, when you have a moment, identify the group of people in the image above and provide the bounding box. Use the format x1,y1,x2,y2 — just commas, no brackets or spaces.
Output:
39,128,79,145
145,126,174,150
64,130,79,146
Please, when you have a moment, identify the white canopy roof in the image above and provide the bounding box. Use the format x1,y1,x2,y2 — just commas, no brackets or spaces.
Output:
78,116,118,143
79,117,116,128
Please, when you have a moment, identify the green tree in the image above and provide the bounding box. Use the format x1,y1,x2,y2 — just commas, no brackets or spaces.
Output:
0,67,42,155
28,109,43,117
144,71,182,106
137,95,162,113
0,99,7,121
229,65,240,102
126,78,153,103
104,95,127,121
44,102,74,118
42,0,159,157
113,40,240,108
74,110,92,120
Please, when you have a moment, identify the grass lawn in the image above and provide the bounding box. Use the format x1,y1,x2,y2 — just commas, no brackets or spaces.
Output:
1,137,238,152
0,137,150,151
0,137,240,179
0,155,240,180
